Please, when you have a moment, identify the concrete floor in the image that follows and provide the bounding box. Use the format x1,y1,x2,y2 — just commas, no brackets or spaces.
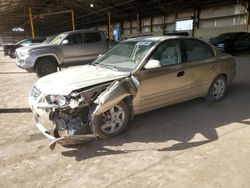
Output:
0,49,250,188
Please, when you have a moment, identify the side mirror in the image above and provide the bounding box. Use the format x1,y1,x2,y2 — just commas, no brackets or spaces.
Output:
144,59,161,70
62,39,69,45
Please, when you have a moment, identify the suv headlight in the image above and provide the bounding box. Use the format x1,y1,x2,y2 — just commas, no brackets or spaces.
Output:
45,95,67,107
20,49,30,56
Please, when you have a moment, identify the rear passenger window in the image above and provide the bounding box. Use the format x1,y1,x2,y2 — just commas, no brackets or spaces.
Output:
183,39,214,62
83,33,102,43
66,33,82,45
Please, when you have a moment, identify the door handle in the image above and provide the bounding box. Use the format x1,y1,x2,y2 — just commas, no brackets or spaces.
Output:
177,71,185,77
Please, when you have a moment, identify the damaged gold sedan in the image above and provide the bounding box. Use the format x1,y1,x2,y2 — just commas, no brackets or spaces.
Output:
29,36,236,149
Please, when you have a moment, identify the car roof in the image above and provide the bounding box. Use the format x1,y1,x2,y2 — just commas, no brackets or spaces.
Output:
61,30,103,35
123,36,196,43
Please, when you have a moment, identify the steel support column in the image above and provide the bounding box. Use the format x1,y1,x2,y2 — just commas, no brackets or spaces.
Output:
28,7,35,39
71,10,75,31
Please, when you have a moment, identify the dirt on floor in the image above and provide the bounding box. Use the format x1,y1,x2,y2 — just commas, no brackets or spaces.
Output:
0,49,250,188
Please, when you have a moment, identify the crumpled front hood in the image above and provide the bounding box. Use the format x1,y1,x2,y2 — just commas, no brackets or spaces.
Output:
35,65,131,95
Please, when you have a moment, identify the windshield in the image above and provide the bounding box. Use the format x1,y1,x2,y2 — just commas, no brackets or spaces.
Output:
42,36,55,44
94,41,155,71
16,39,28,45
49,33,66,45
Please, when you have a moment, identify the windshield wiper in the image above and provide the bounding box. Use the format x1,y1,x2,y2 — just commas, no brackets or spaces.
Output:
108,66,118,71
98,64,118,71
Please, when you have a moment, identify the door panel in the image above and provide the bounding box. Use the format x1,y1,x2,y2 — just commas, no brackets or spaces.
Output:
82,32,107,63
82,41,107,62
182,39,218,96
61,44,83,64
60,33,84,65
139,65,190,112
181,58,217,96
137,38,218,113
138,39,191,112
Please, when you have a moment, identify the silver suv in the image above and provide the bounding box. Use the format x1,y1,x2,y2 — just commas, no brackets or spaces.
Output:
16,30,109,77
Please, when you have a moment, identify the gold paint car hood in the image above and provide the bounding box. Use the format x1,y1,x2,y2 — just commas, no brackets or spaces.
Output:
35,65,130,95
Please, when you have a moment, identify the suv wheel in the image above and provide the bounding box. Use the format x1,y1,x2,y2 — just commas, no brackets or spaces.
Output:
10,50,16,58
35,58,57,77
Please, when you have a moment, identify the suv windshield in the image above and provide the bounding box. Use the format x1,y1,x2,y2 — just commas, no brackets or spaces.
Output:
43,36,55,44
50,33,66,45
94,41,155,71
16,39,28,45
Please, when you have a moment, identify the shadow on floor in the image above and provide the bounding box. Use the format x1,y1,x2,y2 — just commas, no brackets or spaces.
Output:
0,108,31,113
0,72,28,74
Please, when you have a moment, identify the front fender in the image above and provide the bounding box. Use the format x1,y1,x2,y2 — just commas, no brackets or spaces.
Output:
93,76,140,116
34,53,61,64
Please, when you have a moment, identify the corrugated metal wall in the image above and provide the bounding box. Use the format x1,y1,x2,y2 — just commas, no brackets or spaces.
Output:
1,32,27,43
195,3,248,40
195,26,246,41
115,2,249,40
2,2,248,43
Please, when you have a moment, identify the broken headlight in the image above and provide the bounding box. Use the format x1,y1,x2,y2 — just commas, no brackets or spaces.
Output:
69,98,80,109
45,95,67,107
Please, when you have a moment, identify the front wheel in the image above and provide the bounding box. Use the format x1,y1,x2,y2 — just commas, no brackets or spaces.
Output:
10,50,16,58
93,101,129,138
35,58,57,77
205,75,227,102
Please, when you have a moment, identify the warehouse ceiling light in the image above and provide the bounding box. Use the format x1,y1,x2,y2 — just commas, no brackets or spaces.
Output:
12,27,24,32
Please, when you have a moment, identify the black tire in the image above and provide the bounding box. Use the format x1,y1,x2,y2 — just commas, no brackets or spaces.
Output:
4,50,10,56
10,50,15,58
35,58,57,77
93,101,129,138
205,75,227,103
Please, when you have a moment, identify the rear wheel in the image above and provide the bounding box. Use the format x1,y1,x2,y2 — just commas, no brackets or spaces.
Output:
35,58,57,77
93,101,129,138
205,75,227,102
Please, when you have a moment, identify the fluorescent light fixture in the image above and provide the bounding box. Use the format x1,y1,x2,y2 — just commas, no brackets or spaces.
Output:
12,27,24,32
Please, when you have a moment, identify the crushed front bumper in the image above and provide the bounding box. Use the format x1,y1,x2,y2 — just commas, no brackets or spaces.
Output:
33,115,97,150
34,115,57,140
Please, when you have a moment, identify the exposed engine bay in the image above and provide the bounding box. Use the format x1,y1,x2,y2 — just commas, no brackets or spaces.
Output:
48,82,111,138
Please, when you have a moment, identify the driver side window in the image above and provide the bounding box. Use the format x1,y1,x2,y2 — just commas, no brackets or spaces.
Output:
151,40,181,67
65,33,83,45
